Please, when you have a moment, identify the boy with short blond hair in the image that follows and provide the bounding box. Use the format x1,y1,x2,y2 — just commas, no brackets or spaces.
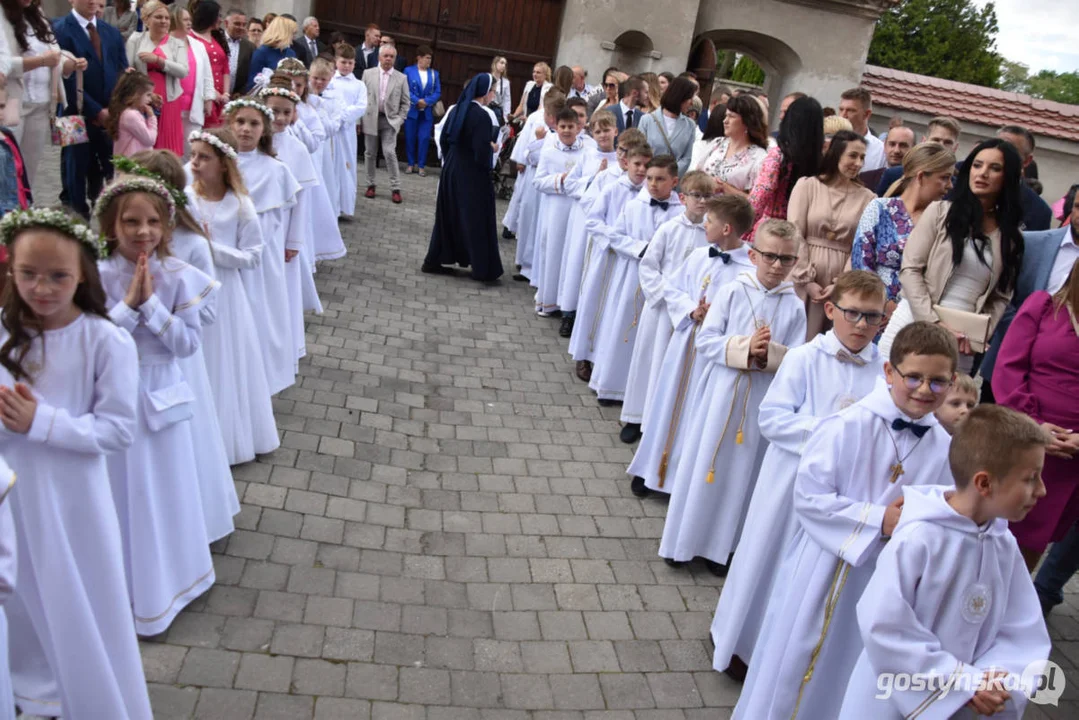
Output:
323,43,368,218
628,194,757,496
711,270,887,677
838,404,1052,719
736,321,960,720
936,372,979,435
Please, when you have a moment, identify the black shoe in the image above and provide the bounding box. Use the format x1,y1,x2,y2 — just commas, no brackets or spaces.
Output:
575,361,592,382
704,559,730,577
664,557,687,568
559,315,574,338
619,423,642,444
724,655,749,683
597,398,622,407
421,263,451,275
512,273,528,281
503,228,516,240
630,476,651,498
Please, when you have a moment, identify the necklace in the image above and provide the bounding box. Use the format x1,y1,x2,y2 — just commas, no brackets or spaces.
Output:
740,278,783,330
881,418,926,483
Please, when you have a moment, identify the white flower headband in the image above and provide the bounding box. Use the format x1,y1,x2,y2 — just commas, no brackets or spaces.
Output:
188,131,238,160
275,58,308,76
224,98,275,123
94,177,177,224
258,87,302,105
0,208,108,259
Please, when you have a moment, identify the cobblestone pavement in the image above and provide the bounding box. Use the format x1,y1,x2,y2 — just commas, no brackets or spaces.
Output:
31,147,1079,719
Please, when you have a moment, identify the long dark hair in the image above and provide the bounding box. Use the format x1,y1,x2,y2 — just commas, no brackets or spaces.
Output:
725,94,768,150
776,96,823,203
660,77,697,115
1,0,30,52
191,0,229,58
818,130,864,183
106,72,155,140
702,103,726,141
946,138,1024,294
0,225,111,383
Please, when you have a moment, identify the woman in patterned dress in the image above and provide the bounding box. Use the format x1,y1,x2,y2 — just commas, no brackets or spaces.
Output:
691,94,768,197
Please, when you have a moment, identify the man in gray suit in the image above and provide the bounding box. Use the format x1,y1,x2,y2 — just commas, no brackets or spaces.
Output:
362,45,411,204
981,186,1079,400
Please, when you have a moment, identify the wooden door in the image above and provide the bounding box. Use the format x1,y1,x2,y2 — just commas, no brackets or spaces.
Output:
315,0,566,114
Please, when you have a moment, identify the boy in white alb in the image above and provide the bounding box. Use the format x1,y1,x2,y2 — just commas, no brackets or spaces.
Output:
588,155,682,405
710,270,887,678
533,107,589,317
510,91,566,281
323,45,368,218
618,170,714,443
556,110,619,337
658,220,807,574
735,321,961,720
627,195,757,497
838,405,1052,719
568,144,653,376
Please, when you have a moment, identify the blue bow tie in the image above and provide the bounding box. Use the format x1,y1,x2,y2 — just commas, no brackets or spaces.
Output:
892,418,930,438
650,198,669,211
709,247,731,263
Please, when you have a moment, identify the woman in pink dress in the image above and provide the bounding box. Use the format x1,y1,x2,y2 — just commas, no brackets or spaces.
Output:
188,1,230,128
995,258,1079,570
126,0,187,154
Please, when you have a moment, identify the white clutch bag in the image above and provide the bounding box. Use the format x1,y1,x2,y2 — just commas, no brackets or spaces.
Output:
933,305,991,353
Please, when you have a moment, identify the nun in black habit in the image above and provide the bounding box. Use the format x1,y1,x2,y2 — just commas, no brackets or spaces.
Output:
422,73,504,282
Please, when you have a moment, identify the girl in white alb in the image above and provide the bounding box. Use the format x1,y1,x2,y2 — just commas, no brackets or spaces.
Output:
117,150,239,543
0,208,152,718
0,456,16,720
95,177,217,637
187,129,281,465
227,99,303,393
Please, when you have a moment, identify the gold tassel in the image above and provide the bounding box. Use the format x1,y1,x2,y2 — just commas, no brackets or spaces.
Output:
735,429,744,445
705,469,714,484
657,452,669,487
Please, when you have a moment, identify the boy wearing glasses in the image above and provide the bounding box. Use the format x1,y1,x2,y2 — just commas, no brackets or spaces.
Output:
710,270,886,679
618,171,717,444
627,195,757,498
837,405,1050,719
736,321,958,720
658,219,807,574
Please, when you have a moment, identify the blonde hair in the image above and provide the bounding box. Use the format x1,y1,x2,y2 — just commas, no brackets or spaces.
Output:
140,0,169,29
952,372,979,397
823,115,853,136
168,3,189,33
260,16,297,50
755,219,801,251
191,128,249,198
491,56,507,77
310,57,335,78
680,170,715,196
639,72,661,112
533,62,551,83
590,109,617,132
100,190,174,259
885,143,957,198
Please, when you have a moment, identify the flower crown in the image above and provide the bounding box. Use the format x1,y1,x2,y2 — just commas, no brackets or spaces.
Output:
94,177,177,224
111,156,188,209
224,98,275,123
276,58,308,76
0,208,108,259
258,86,302,105
188,131,238,161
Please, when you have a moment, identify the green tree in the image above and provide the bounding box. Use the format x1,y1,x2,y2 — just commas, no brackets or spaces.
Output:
999,59,1030,93
1026,70,1079,105
728,55,765,85
868,0,1002,88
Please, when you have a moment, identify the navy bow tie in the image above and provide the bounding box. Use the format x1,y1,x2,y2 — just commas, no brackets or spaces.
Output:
709,247,731,263
650,198,669,211
892,418,930,438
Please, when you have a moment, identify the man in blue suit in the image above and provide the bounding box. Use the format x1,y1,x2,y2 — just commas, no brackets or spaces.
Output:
612,76,645,133
54,0,128,217
981,188,1079,401
403,45,441,176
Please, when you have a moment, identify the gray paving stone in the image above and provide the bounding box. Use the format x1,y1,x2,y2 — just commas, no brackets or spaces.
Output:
194,688,258,720
254,693,315,719
234,654,295,692
314,698,372,720
177,648,241,688
293,658,348,696
148,683,200,719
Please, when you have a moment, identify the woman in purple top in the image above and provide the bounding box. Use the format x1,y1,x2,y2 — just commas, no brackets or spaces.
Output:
995,258,1079,570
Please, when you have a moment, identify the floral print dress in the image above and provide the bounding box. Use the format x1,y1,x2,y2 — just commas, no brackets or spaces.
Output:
851,197,914,303
746,145,789,240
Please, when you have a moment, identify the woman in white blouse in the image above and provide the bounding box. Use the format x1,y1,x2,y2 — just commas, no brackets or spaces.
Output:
691,94,768,196
0,0,83,186
490,56,511,122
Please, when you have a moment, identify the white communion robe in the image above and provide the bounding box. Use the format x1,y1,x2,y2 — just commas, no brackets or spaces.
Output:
309,92,342,217
567,173,641,363
529,131,597,288
588,188,683,401
0,457,15,720
627,244,754,495
532,137,587,313
735,380,954,720
288,120,347,262
100,255,217,636
556,147,619,313
503,107,545,234
620,213,707,424
514,130,553,280
272,129,326,321
323,71,368,216
237,149,304,393
658,272,806,564
169,228,238,542
0,314,152,719
710,330,882,672
293,100,325,154
837,485,1051,720
186,187,281,464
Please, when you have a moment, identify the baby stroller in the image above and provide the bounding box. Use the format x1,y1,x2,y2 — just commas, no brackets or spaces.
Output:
493,127,518,200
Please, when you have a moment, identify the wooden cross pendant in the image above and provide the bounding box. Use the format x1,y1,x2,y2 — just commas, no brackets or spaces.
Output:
889,462,904,484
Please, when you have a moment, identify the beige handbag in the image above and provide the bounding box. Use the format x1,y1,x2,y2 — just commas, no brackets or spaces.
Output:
933,305,991,353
